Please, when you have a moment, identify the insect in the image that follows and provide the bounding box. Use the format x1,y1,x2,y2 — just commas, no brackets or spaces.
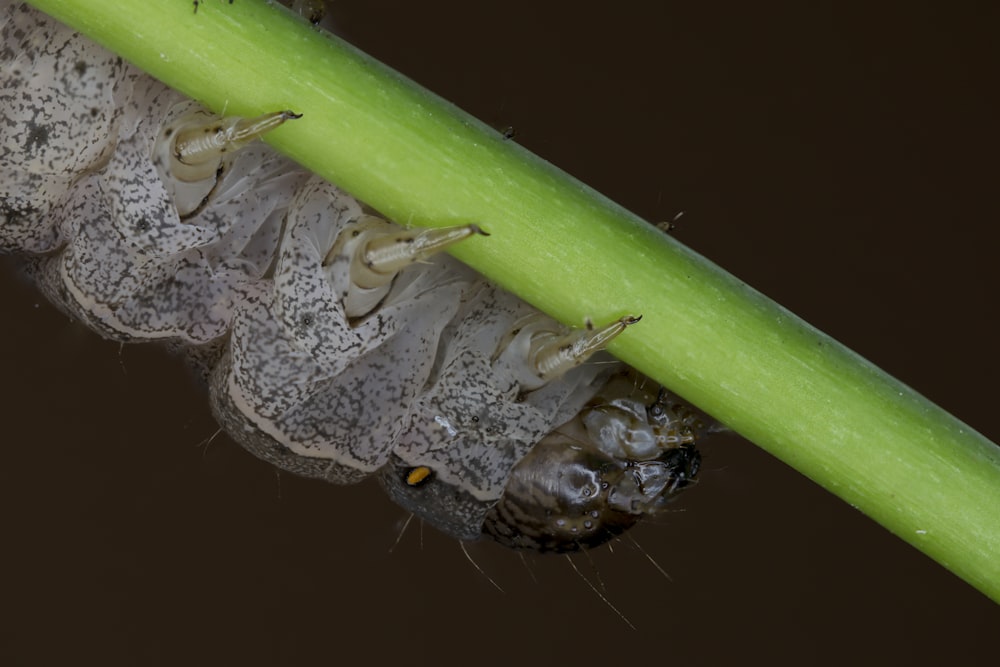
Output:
193,0,327,26
1,2,710,553
192,0,234,15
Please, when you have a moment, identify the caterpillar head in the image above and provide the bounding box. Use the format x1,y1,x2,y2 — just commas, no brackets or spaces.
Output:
380,363,708,551
481,371,705,552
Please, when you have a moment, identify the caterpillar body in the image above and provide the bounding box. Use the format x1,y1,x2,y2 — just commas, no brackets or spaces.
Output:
1,2,709,552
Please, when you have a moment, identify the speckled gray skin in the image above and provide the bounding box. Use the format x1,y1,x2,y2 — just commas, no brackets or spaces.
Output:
378,454,494,540
210,345,370,485
1,1,131,253
212,177,480,478
1,3,706,550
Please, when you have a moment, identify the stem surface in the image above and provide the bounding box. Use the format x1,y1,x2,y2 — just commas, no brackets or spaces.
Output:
25,0,1000,600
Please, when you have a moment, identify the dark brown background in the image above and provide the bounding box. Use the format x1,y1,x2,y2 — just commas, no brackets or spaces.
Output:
2,1,997,664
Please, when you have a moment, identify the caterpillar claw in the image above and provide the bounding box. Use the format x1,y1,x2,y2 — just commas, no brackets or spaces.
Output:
494,313,641,392
153,106,302,218
320,210,486,318
351,223,487,290
168,110,301,182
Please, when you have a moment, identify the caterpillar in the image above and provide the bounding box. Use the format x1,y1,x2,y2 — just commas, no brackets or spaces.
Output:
0,1,709,552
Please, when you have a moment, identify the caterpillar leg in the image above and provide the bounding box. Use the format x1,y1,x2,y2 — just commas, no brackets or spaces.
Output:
165,110,300,182
494,314,640,391
324,216,485,317
153,105,301,217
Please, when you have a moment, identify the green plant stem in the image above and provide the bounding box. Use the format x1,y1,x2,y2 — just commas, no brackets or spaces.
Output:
26,0,1000,600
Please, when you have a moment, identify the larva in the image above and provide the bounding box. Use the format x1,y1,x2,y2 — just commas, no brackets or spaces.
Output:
1,2,710,552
